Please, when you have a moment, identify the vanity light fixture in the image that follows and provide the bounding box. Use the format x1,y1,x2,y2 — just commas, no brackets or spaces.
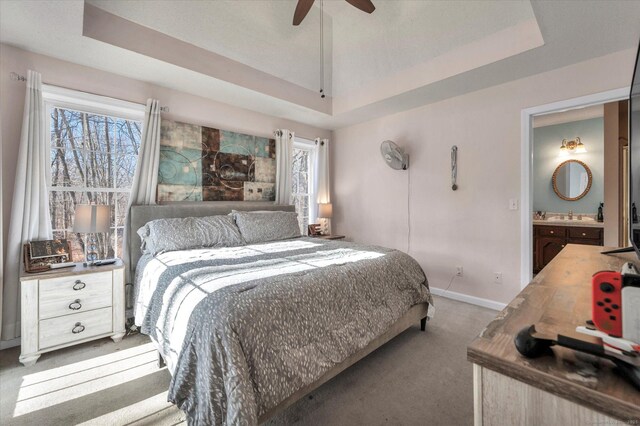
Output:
559,137,586,156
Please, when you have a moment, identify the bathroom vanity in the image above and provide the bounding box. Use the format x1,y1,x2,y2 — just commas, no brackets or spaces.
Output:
533,220,603,273
532,155,607,273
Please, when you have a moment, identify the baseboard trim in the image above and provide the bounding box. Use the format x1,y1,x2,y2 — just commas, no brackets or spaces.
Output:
0,338,20,351
430,288,506,311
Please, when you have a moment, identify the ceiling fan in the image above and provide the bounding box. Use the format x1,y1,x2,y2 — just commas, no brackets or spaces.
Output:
293,0,375,25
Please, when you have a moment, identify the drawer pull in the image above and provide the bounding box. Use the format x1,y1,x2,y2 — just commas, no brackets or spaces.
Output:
73,280,86,291
582,232,586,236
69,299,82,310
72,322,85,334
550,231,554,234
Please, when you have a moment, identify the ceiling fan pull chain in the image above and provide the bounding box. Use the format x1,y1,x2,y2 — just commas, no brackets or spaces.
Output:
320,0,325,98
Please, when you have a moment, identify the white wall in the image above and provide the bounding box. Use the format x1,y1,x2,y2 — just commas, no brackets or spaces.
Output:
0,44,332,340
332,48,636,305
0,43,331,271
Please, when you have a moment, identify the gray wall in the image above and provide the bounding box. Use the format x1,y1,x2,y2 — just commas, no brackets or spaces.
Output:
533,118,604,214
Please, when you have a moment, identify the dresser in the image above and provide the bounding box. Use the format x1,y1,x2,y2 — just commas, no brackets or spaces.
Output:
19,260,126,366
468,245,639,424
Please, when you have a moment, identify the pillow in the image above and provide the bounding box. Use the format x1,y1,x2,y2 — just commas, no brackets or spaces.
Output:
137,215,245,255
231,210,301,244
137,225,152,254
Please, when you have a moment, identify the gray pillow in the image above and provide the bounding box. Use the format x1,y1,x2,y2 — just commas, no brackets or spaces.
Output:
137,215,245,255
231,210,301,244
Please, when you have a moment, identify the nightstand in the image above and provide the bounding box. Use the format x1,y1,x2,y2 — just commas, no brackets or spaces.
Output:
314,235,346,240
19,260,126,366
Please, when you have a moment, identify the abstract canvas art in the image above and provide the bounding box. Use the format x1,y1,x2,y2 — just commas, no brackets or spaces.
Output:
158,120,276,202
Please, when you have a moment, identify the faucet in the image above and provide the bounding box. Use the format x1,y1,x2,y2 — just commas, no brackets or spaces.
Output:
568,210,573,220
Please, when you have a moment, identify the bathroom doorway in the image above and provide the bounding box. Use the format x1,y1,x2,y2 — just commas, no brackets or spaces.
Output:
520,88,629,287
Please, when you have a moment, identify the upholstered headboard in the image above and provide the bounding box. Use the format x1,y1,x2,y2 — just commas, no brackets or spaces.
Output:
129,201,296,276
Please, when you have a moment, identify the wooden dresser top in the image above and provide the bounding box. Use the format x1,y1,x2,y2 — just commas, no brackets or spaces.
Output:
468,244,640,421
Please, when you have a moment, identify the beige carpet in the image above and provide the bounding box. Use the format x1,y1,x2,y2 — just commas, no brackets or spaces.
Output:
0,296,496,425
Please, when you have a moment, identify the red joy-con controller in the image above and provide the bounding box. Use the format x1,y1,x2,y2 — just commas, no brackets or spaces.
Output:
592,271,623,337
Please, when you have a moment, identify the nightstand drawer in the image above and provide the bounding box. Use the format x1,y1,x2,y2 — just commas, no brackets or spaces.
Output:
39,271,112,320
39,307,113,349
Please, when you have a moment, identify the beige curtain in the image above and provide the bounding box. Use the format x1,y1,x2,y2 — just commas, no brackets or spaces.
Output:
0,111,4,339
314,138,330,205
2,70,53,340
275,129,294,205
123,99,161,284
312,138,331,232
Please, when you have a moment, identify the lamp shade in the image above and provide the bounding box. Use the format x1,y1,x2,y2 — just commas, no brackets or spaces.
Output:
318,203,333,219
72,204,111,233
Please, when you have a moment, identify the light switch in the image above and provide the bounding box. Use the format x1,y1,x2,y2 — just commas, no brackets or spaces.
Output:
509,198,519,210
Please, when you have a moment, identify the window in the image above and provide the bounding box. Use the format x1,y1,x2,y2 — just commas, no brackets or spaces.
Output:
292,138,318,234
44,86,144,261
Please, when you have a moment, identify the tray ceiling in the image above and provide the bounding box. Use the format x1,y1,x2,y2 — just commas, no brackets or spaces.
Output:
1,1,639,129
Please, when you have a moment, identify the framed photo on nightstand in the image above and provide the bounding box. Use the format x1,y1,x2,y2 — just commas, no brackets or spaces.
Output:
308,223,322,236
23,239,73,273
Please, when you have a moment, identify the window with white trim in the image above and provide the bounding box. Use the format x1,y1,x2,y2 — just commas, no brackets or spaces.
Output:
292,137,318,234
44,86,145,261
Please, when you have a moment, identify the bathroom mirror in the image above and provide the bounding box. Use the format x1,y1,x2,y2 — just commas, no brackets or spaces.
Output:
552,159,592,201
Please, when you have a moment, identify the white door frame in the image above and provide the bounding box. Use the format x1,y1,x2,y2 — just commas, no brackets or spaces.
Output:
520,87,630,289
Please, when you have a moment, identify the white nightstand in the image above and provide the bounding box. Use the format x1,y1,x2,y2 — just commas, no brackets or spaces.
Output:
19,260,126,366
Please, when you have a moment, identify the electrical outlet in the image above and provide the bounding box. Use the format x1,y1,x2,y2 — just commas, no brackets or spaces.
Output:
456,266,463,277
494,272,503,284
509,198,519,210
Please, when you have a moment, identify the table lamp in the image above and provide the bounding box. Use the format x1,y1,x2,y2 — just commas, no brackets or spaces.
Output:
318,203,333,235
73,204,110,264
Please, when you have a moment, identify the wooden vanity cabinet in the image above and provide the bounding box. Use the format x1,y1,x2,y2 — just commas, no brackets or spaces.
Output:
533,225,603,273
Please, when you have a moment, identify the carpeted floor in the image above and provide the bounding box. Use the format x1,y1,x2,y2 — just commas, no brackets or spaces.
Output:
0,296,496,426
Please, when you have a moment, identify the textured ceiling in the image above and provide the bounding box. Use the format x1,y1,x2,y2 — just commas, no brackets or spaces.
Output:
1,1,639,129
87,0,334,96
85,0,535,98
330,0,535,96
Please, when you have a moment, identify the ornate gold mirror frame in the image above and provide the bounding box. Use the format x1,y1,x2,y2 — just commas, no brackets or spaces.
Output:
552,159,592,201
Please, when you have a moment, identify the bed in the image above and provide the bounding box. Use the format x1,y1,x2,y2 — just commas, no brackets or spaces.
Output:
130,202,433,425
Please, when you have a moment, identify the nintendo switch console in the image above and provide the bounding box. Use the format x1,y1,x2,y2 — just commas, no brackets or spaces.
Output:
592,262,640,342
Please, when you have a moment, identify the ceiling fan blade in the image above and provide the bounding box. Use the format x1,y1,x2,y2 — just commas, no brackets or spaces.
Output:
344,0,375,14
293,0,315,25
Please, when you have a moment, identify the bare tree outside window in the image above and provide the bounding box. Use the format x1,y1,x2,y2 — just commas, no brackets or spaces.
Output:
49,107,141,261
292,146,312,234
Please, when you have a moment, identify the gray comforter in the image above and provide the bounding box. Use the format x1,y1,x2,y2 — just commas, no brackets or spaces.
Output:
134,237,432,425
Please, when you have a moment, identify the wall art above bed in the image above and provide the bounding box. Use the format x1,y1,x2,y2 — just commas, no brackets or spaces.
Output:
158,120,276,202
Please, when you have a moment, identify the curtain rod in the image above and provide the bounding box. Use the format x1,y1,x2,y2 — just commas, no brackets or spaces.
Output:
9,72,26,81
10,71,170,112
274,130,326,142
12,72,326,134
